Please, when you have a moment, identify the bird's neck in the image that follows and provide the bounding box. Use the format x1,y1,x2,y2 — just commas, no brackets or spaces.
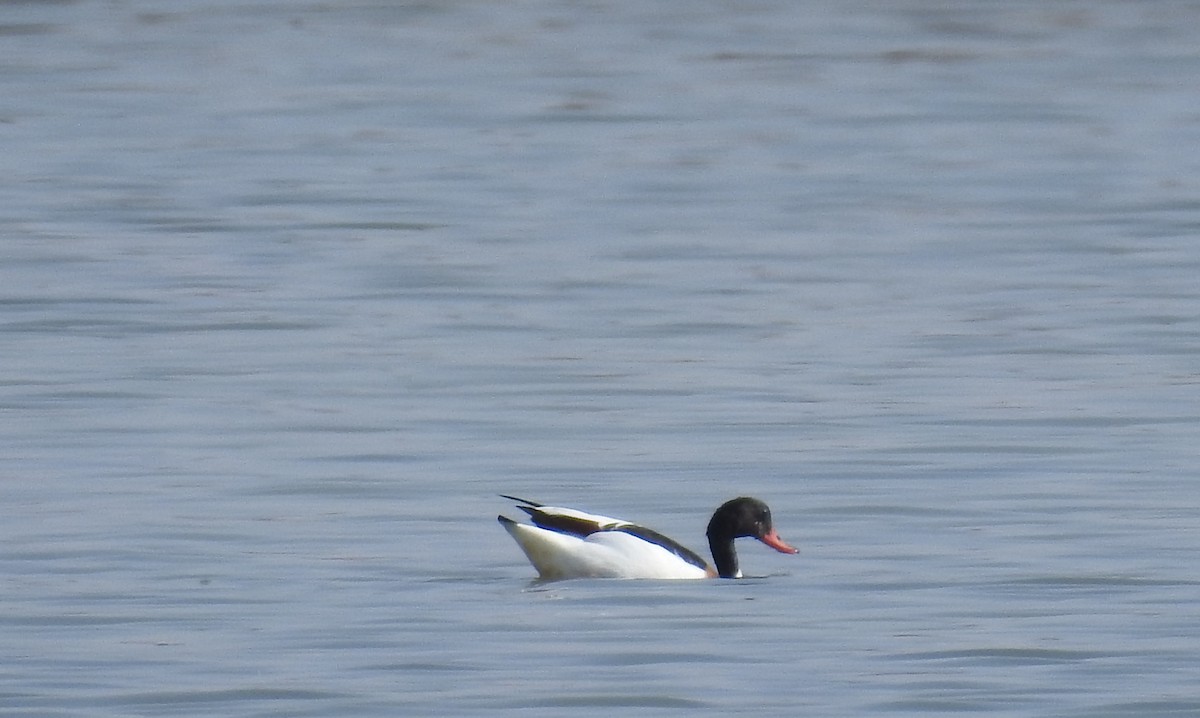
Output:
708,534,740,578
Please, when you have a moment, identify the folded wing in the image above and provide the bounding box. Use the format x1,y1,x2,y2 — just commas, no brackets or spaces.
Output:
498,496,711,579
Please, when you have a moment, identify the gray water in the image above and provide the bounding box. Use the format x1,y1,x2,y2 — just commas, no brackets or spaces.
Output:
4,1,1200,716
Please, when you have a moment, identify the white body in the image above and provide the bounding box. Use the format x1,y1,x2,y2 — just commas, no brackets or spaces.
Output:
500,507,710,580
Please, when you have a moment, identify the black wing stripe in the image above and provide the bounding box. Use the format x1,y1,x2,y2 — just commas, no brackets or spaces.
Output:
520,506,603,539
612,525,709,571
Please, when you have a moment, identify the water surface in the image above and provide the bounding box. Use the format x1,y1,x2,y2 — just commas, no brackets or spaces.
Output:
3,1,1200,716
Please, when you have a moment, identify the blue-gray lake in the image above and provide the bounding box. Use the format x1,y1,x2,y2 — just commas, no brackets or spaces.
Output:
3,1,1200,716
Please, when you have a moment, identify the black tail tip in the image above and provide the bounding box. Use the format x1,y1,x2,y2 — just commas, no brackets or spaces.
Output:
499,494,542,507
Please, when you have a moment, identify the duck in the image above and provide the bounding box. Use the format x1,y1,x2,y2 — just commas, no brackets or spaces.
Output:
497,495,798,580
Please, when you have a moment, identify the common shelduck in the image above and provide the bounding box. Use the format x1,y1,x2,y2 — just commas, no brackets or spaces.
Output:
498,495,798,580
